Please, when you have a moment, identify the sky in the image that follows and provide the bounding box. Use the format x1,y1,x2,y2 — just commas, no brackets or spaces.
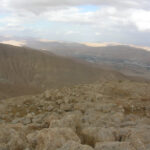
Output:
0,0,150,46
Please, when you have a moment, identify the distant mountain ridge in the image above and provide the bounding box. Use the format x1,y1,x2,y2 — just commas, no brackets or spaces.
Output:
0,43,126,99
23,41,150,79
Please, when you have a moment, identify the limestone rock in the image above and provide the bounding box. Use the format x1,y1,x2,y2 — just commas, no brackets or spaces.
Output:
126,127,150,150
95,142,135,150
57,141,94,150
29,128,80,150
1,80,150,150
80,127,117,147
60,104,73,111
50,112,82,131
22,117,32,125
0,124,29,150
43,113,60,126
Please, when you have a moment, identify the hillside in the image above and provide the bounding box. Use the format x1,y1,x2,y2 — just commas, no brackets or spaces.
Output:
0,43,126,99
0,80,150,150
25,41,150,79
26,41,150,65
0,43,150,150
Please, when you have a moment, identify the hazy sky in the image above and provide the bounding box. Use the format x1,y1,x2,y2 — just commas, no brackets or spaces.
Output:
0,0,150,46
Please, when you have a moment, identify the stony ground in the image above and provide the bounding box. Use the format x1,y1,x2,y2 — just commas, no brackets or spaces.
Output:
0,80,150,150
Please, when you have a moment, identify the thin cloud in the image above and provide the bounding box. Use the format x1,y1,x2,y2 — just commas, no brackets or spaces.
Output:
0,0,150,46
4,0,150,11
0,40,26,46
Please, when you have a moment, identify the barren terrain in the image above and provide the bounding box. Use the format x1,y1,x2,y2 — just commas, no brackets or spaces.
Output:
0,80,150,150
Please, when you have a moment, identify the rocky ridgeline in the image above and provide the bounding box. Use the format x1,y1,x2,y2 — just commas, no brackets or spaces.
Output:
0,80,150,150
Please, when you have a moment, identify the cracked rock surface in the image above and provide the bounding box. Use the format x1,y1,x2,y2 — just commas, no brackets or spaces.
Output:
0,80,150,150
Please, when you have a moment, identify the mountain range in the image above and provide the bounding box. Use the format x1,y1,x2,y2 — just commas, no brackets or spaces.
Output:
23,40,150,79
0,43,126,99
0,41,150,150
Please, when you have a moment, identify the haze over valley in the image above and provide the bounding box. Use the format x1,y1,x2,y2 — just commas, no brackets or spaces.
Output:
23,40,150,79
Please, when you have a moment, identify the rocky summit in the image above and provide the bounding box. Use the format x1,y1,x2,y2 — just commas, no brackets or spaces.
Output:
0,79,150,150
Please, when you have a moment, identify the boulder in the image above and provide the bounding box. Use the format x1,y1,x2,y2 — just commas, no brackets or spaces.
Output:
80,127,117,147
57,141,94,150
50,112,82,131
28,128,80,150
43,113,60,126
126,127,150,150
0,124,29,150
60,104,73,111
95,142,135,150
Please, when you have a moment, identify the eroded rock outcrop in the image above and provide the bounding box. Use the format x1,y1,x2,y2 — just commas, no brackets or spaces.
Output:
28,128,80,150
57,141,94,150
0,80,150,150
95,142,135,150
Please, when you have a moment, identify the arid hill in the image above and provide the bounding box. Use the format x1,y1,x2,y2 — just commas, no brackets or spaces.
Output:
0,43,150,150
0,43,126,99
25,41,150,79
0,80,150,150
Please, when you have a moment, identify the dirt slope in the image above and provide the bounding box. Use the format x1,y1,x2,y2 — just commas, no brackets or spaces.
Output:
0,80,149,150
0,43,125,99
